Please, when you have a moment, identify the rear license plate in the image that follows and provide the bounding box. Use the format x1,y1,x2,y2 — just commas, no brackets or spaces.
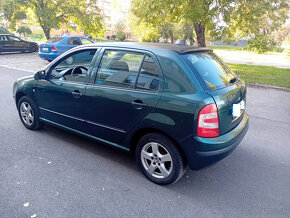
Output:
42,48,48,51
232,100,245,118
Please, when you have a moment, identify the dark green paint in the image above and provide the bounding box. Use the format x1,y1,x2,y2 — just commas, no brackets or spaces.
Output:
13,42,249,170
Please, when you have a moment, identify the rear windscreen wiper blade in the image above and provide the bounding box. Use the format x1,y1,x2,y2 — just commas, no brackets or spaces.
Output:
229,75,240,83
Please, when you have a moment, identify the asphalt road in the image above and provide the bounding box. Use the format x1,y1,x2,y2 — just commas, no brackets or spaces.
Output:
0,63,290,218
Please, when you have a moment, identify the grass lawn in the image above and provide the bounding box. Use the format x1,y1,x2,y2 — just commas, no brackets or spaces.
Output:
228,63,290,88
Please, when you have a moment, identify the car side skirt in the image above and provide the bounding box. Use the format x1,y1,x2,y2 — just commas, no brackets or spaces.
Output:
39,117,130,152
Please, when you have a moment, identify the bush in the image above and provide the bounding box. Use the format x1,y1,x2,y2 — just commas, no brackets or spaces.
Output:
112,35,116,40
247,35,269,53
116,31,126,41
106,35,110,40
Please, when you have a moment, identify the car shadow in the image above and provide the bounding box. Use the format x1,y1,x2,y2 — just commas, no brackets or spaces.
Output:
0,51,31,55
41,124,137,170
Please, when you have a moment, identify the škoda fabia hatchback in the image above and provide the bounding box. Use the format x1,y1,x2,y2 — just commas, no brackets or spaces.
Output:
13,43,249,185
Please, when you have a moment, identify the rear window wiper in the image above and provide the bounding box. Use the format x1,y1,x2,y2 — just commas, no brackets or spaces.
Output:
229,75,240,84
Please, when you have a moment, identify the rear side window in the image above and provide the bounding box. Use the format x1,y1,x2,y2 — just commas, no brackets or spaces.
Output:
136,55,160,91
96,50,144,88
47,37,63,43
182,52,236,91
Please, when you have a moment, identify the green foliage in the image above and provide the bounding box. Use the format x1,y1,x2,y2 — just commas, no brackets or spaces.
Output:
129,13,160,42
2,0,103,40
112,35,116,40
158,22,181,43
106,35,110,40
132,0,289,49
247,34,270,53
0,26,10,34
17,26,32,36
116,31,126,41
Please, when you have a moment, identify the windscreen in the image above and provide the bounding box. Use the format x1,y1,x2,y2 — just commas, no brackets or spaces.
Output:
47,37,63,43
182,52,237,91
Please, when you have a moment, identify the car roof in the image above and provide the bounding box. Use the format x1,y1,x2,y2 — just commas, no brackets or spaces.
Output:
83,42,212,54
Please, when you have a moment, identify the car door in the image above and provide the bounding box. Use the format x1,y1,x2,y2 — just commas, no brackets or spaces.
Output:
34,48,99,131
2,35,14,51
83,48,163,145
7,36,27,51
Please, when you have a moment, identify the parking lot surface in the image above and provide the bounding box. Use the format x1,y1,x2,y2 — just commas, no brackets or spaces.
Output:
0,53,290,218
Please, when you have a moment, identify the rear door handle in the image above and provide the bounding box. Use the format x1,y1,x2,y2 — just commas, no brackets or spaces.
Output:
72,90,82,98
132,100,147,109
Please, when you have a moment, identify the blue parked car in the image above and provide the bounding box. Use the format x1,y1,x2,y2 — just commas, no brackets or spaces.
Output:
38,36,94,61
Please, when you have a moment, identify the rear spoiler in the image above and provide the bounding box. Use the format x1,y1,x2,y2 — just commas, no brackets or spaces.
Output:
176,47,213,54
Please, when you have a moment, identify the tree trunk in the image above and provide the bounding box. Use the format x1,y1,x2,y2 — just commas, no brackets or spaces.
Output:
194,23,206,47
42,26,51,40
170,34,174,44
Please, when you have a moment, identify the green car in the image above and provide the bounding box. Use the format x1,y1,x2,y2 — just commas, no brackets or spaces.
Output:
13,42,249,185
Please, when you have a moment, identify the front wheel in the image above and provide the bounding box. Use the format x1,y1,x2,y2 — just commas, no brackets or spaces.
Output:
18,96,42,130
135,133,186,185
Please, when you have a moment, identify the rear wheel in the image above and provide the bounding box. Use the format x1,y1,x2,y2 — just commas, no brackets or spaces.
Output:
136,133,186,185
18,96,42,130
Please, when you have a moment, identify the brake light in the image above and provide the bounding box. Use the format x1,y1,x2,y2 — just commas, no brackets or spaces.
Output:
51,46,57,51
197,103,219,138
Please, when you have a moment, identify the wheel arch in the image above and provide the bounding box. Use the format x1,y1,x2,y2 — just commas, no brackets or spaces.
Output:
15,91,27,105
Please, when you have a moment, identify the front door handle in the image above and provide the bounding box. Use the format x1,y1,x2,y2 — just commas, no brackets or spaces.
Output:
131,100,147,109
72,90,82,98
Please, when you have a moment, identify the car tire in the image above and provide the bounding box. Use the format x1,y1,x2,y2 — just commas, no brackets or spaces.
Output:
18,96,42,130
136,133,186,185
29,45,38,53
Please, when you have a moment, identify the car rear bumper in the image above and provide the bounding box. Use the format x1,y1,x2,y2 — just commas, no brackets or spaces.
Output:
180,113,249,170
38,52,59,61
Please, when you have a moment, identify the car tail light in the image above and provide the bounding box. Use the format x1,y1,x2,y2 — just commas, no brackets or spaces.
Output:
51,46,57,51
197,103,219,138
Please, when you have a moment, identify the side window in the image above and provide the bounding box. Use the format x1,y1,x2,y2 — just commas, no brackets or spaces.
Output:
50,49,97,83
68,38,81,45
95,50,144,88
8,36,21,42
136,55,160,91
80,38,94,45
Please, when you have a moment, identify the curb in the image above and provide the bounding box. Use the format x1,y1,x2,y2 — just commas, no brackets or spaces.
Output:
247,83,290,92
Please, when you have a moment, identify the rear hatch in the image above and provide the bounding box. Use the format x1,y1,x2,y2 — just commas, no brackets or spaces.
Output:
182,51,246,135
39,37,63,53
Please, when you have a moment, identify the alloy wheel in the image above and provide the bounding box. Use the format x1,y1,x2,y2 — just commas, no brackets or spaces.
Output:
141,142,173,179
20,102,34,126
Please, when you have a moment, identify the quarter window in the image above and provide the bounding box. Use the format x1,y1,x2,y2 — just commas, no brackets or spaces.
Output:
80,38,93,45
136,55,160,91
95,50,144,88
50,49,97,83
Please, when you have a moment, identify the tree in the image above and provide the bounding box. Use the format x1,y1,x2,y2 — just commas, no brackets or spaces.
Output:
115,20,126,41
17,26,32,37
129,13,160,42
2,0,103,40
132,0,289,47
158,22,181,44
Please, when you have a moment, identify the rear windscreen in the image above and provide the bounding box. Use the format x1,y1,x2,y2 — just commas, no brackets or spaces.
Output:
47,37,63,43
182,52,236,91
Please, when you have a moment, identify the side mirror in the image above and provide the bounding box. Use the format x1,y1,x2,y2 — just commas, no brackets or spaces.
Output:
34,70,47,80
